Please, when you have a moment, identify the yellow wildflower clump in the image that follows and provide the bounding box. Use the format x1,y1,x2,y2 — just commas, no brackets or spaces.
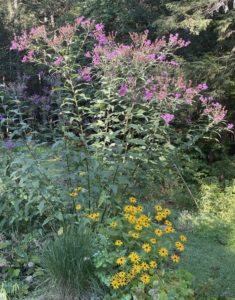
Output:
111,272,128,289
107,197,187,291
87,212,100,221
175,241,185,251
69,186,82,197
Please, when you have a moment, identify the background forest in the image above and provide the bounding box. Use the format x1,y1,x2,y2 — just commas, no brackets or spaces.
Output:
0,1,235,300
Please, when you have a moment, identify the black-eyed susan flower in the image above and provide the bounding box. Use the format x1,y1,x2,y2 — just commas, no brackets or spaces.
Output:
134,224,143,231
132,264,142,273
116,257,126,265
175,241,185,251
180,235,187,242
165,220,172,226
74,186,82,192
69,191,78,197
129,197,137,203
155,205,162,211
143,221,150,228
140,273,151,284
141,262,150,271
155,214,163,222
155,228,163,237
87,212,100,221
164,208,171,216
118,271,126,278
111,279,119,289
171,254,180,263
115,240,123,246
128,252,141,264
110,221,118,228
142,243,152,253
131,232,140,239
164,226,173,233
149,260,157,268
75,203,81,210
150,238,157,244
136,205,144,213
159,247,168,257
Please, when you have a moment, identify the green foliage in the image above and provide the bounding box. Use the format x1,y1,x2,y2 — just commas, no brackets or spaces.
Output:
0,144,68,231
0,231,44,299
42,224,102,299
199,182,235,221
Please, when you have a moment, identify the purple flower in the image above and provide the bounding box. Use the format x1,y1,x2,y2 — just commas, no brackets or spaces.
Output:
21,50,34,63
0,114,5,121
53,56,64,66
147,54,156,61
156,54,166,61
30,94,46,104
92,53,100,66
227,123,234,130
186,98,192,104
95,23,105,32
96,33,108,46
10,40,18,50
144,89,154,101
169,60,179,67
169,33,179,44
4,139,15,150
83,74,92,81
175,93,181,99
79,67,92,81
85,51,92,58
75,16,85,25
161,113,175,124
197,83,208,91
118,84,128,97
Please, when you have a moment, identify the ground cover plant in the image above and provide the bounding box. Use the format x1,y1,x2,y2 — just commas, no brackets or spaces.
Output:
0,14,235,300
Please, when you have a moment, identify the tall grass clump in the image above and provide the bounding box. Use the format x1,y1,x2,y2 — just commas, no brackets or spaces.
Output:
42,225,101,299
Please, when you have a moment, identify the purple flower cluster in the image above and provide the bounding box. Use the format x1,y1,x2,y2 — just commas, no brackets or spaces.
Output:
75,16,94,29
4,139,15,150
53,56,64,66
22,50,34,63
227,123,234,130
204,102,227,124
78,67,92,81
0,114,5,121
169,33,191,47
93,22,108,46
118,84,128,97
197,83,208,91
161,113,175,124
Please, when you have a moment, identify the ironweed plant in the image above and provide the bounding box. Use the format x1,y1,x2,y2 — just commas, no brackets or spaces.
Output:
8,17,233,211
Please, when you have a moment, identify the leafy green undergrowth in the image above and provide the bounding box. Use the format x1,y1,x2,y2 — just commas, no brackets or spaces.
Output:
178,216,235,299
